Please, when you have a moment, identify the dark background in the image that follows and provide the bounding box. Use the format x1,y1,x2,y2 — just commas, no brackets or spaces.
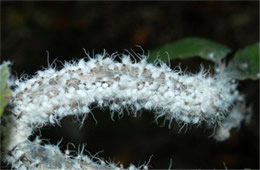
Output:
1,1,259,169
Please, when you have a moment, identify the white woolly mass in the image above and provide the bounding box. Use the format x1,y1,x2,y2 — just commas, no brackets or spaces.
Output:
1,54,247,169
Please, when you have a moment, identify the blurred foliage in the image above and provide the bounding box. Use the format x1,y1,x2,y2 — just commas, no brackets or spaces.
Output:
148,37,231,63
0,62,11,117
150,38,259,80
227,43,260,80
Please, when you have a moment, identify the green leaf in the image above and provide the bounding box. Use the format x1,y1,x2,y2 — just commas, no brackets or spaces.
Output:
0,62,12,117
227,43,260,80
148,37,231,63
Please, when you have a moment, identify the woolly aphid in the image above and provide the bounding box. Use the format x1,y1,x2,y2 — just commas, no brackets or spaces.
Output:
0,52,248,170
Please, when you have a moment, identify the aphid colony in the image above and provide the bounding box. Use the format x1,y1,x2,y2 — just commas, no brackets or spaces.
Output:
1,53,247,170
10,55,239,126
